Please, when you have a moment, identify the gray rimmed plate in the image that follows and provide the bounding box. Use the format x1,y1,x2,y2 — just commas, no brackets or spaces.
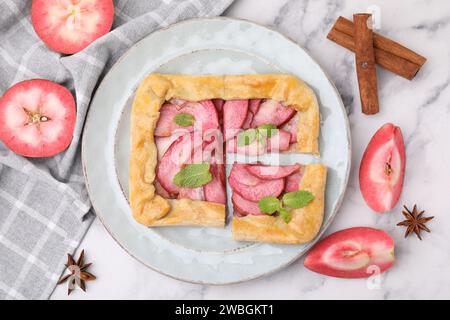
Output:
82,17,351,284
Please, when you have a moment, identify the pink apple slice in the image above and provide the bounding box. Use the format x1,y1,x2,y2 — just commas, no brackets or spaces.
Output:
229,164,261,186
245,164,301,180
232,192,263,216
169,99,186,109
204,164,226,204
359,123,406,212
229,164,284,202
202,129,224,164
155,100,219,137
249,99,262,114
267,129,291,152
304,227,395,278
154,103,193,137
178,187,205,201
0,79,76,158
242,111,254,129
226,137,266,156
284,171,303,192
251,100,296,127
154,180,172,199
155,130,186,160
223,99,249,140
282,114,299,144
31,0,114,54
212,99,224,113
156,133,202,194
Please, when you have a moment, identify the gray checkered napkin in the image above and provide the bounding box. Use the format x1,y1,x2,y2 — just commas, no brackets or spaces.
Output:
0,0,234,300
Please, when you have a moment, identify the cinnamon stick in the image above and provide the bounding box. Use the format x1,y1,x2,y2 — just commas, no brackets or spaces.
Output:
353,14,379,115
327,16,426,80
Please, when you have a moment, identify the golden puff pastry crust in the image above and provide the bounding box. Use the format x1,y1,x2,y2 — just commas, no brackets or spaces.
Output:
129,73,320,227
232,164,327,244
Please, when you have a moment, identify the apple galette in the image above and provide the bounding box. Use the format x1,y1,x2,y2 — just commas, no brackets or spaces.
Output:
129,73,326,243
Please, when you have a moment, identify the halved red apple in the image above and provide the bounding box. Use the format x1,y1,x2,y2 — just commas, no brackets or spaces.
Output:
31,0,114,54
359,123,406,213
0,79,76,157
304,227,395,278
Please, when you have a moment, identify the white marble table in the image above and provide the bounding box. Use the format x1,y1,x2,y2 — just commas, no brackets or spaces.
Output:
51,0,450,299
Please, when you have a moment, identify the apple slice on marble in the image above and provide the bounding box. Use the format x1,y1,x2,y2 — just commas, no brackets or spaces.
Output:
359,123,406,212
304,227,395,278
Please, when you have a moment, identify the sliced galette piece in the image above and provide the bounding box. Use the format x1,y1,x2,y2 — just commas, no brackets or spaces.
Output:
230,163,327,244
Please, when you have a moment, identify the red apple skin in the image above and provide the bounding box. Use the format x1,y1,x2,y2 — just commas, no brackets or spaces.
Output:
359,123,406,213
304,227,395,279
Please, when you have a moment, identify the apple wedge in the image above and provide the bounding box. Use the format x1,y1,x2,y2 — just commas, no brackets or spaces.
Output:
304,227,395,278
359,123,406,212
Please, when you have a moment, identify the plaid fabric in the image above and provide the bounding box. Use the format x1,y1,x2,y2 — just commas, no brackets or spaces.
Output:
0,0,233,300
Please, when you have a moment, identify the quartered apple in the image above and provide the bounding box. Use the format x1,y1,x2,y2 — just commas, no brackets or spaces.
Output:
359,123,406,212
0,79,76,157
31,0,114,54
304,227,395,278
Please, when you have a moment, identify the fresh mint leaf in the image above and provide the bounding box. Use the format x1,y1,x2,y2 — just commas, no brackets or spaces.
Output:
258,124,278,138
279,208,292,223
258,196,281,214
237,128,258,147
173,163,212,188
282,190,315,209
174,113,195,127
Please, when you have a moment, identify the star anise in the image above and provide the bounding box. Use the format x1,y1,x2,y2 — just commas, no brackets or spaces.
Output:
397,205,434,240
57,250,96,295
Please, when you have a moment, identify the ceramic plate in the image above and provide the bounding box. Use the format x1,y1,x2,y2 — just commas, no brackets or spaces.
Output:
82,17,351,284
